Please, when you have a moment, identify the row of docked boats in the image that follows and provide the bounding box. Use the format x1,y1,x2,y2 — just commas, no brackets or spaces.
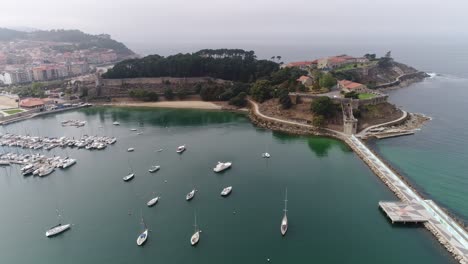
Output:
0,133,117,151
61,119,86,127
0,152,77,176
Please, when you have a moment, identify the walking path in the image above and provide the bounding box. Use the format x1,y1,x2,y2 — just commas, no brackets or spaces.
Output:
249,99,467,263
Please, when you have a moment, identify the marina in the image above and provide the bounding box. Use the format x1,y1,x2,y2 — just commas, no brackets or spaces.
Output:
0,133,117,151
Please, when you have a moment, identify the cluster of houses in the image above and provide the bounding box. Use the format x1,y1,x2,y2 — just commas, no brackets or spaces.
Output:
284,54,371,95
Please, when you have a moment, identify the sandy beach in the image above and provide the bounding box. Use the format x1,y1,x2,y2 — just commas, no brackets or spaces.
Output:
104,100,223,110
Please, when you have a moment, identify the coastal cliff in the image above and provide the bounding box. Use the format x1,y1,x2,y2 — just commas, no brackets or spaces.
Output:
333,61,428,89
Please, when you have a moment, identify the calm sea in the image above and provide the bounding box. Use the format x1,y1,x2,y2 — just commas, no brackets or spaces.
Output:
0,107,455,263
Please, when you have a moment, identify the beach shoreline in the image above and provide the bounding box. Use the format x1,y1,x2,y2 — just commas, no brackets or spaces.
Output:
100,100,223,110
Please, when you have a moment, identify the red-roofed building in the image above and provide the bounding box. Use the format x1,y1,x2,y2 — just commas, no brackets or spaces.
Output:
296,75,313,86
338,80,367,93
283,61,313,70
19,98,45,109
317,55,368,70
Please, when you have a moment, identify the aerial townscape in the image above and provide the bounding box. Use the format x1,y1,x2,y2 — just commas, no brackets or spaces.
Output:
1,1,468,263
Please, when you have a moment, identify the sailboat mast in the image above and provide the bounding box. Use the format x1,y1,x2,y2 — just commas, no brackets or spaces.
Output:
284,188,288,213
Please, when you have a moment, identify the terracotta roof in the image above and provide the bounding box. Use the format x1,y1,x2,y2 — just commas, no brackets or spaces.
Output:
338,80,364,90
286,61,313,67
328,57,347,64
19,98,45,108
297,75,311,82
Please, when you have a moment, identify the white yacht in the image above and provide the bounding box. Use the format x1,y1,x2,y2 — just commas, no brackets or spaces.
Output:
62,158,76,169
127,148,135,152
186,189,196,201
45,209,71,237
123,173,135,182
281,188,288,236
213,162,232,173
176,145,186,153
190,213,200,246
113,121,120,126
46,223,71,237
147,196,159,207
221,186,233,196
148,165,160,173
262,152,271,158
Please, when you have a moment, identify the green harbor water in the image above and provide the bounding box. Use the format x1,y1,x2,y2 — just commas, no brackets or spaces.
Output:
0,107,454,263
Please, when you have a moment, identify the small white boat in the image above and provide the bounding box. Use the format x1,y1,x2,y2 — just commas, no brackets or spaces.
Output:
281,188,288,236
127,148,134,152
46,223,71,237
221,186,233,196
130,128,138,131
148,165,160,173
123,173,135,182
62,158,76,169
39,166,55,177
137,229,148,246
262,152,271,158
137,132,142,135
113,121,120,126
186,189,196,201
176,145,186,153
190,213,200,246
156,149,163,152
213,162,232,173
147,196,159,207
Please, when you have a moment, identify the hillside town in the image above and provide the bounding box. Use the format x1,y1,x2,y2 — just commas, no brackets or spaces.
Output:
0,39,123,85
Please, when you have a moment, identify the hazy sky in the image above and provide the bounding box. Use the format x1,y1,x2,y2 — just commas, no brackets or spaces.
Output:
1,0,467,56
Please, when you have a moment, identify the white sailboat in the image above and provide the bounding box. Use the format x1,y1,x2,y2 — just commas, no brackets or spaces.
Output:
176,145,186,153
221,186,233,196
45,209,71,237
190,213,200,246
281,188,288,236
148,165,160,173
136,214,148,246
123,160,135,182
147,196,159,207
186,189,196,201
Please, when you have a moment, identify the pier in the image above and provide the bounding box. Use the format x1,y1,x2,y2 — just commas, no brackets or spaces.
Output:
347,135,468,263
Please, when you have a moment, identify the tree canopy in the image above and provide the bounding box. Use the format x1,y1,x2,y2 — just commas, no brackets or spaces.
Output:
311,96,335,117
250,80,273,103
103,49,279,82
318,73,337,89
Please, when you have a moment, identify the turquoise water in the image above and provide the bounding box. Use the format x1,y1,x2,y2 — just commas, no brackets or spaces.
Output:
373,76,468,221
0,107,454,263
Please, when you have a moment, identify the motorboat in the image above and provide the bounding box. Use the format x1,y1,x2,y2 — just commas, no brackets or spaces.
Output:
281,188,288,236
123,173,135,182
39,166,55,177
262,152,271,158
148,165,160,173
186,189,195,201
190,213,200,246
62,158,76,169
176,145,186,153
221,186,233,196
147,196,159,207
130,128,137,131
127,148,135,152
113,121,120,125
213,162,232,173
46,223,71,237
137,229,148,246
